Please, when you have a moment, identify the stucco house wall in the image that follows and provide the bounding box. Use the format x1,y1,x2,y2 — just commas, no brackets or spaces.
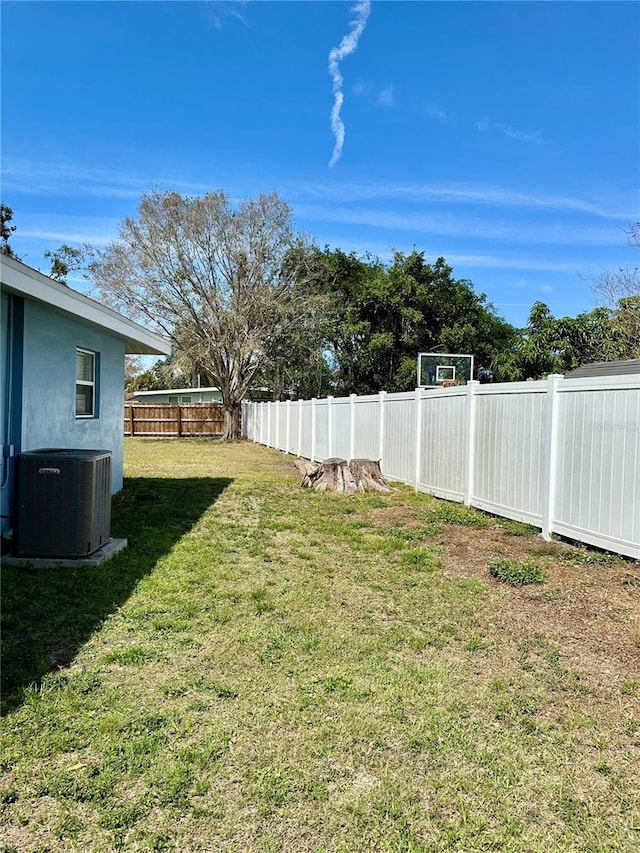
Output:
1,255,171,542
21,300,128,492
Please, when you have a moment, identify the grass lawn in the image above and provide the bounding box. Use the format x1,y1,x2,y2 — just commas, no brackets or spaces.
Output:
1,438,639,852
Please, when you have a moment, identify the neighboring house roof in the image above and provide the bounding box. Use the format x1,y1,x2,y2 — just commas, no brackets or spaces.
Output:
130,387,220,397
567,359,640,378
0,254,171,356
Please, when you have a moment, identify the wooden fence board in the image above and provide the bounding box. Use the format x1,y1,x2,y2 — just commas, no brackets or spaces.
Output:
124,403,228,437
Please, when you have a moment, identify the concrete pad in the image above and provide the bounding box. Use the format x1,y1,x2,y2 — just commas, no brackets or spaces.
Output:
1,538,128,569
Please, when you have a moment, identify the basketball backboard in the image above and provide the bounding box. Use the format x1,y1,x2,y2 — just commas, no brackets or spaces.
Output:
417,353,474,387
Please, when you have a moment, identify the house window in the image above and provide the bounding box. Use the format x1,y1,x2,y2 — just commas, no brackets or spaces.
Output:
181,396,192,403
168,395,179,403
76,348,96,417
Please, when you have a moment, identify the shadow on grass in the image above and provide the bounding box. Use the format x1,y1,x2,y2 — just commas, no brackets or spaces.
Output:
1,475,231,713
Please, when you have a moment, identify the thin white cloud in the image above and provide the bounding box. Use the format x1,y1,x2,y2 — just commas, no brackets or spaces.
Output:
424,102,447,122
443,253,594,274
352,79,368,97
18,229,114,247
295,203,626,248
11,212,121,249
376,86,395,107
478,118,542,143
352,80,396,107
290,179,635,221
1,158,215,200
294,237,606,276
6,160,634,224
204,2,248,30
328,0,371,168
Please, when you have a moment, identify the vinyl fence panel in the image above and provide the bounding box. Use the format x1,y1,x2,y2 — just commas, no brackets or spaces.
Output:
382,392,416,483
473,383,547,525
553,377,640,555
298,400,313,460
314,400,330,461
353,395,381,460
332,397,352,460
243,373,640,558
419,388,467,501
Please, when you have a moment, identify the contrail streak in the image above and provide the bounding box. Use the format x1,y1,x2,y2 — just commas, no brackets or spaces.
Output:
328,1,371,167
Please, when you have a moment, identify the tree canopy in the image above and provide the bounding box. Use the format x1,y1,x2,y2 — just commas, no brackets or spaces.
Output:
490,301,631,380
1,204,18,258
294,246,517,394
44,243,94,285
90,190,320,438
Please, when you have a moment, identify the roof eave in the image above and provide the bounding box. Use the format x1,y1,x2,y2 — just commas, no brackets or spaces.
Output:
1,255,172,356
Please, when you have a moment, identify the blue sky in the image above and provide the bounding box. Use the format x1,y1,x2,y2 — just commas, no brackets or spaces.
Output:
2,0,638,328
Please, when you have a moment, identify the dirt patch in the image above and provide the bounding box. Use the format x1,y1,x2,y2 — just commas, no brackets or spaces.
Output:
361,502,639,681
437,524,640,679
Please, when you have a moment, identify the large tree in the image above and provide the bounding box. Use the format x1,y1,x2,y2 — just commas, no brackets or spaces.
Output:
91,190,319,438
490,301,625,380
587,222,640,359
591,267,640,360
299,247,517,394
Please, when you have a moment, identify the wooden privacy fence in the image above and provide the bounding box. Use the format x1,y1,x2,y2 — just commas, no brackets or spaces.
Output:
124,403,227,437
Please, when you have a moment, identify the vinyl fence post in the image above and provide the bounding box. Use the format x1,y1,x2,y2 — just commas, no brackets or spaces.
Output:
311,398,317,463
275,401,280,450
350,394,357,461
297,399,303,457
327,396,334,458
414,387,423,491
286,399,291,454
266,403,271,448
379,390,386,466
464,381,479,506
541,374,563,541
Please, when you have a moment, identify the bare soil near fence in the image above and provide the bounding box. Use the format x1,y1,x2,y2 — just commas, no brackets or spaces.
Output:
1,439,638,853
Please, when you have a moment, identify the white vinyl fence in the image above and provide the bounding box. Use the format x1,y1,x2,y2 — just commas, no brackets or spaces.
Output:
243,374,640,559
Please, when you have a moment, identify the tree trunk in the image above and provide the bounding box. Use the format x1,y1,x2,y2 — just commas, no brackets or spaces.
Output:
294,457,391,494
222,402,242,440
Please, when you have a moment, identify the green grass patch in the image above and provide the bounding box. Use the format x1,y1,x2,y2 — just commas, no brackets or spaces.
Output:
489,558,547,586
0,438,637,852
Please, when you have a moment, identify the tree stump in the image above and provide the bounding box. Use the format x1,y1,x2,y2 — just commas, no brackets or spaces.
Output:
295,457,357,494
349,458,392,493
294,457,391,494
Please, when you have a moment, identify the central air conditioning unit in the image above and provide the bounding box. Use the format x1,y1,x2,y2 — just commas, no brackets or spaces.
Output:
15,448,112,558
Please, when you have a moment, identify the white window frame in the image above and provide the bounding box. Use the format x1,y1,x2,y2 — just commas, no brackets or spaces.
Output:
76,348,96,418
